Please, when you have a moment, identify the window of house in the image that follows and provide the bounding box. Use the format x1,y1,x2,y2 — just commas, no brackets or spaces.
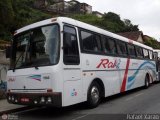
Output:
117,41,127,56
63,26,80,65
80,30,102,53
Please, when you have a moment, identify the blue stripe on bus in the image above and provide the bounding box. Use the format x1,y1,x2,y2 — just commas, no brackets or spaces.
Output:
127,61,156,90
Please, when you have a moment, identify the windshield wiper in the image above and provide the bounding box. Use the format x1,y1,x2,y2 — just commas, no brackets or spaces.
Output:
35,66,39,70
23,60,39,70
13,51,25,72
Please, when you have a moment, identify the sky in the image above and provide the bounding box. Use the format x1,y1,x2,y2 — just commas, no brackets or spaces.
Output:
67,0,160,41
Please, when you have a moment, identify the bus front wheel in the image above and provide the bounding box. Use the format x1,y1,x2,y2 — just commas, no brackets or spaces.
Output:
87,81,101,108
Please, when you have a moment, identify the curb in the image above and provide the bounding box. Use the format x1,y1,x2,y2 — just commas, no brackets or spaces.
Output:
0,106,33,115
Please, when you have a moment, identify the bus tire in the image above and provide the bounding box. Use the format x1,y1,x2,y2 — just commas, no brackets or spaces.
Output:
87,81,101,108
144,74,150,88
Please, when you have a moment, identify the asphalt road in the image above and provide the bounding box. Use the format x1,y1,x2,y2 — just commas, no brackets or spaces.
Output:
12,83,160,120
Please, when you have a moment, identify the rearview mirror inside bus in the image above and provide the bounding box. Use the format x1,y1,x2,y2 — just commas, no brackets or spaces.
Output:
6,46,11,58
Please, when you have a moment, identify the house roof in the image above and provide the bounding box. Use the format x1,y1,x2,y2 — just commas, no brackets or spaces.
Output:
117,31,143,41
92,11,103,15
143,35,153,40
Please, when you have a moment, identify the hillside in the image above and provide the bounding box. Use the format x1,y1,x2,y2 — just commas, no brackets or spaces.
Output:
0,0,140,41
0,0,52,41
70,13,139,33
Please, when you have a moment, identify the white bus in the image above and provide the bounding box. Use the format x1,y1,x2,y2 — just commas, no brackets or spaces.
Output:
6,17,157,108
153,49,160,81
154,49,160,58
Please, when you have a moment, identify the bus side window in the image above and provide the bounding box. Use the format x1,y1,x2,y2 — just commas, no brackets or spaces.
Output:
149,50,153,59
103,37,117,54
136,46,143,58
116,41,127,56
80,30,102,53
63,26,80,65
127,44,136,57
143,49,149,59
153,52,158,60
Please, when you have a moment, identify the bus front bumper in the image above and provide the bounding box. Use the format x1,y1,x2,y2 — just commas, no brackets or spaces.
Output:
7,92,62,107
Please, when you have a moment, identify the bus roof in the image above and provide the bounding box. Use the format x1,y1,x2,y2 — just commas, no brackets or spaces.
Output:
15,17,153,50
153,49,160,52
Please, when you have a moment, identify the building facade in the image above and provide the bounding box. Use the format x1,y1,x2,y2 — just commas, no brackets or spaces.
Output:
34,0,48,9
118,31,144,43
80,2,92,14
35,0,92,14
92,11,103,18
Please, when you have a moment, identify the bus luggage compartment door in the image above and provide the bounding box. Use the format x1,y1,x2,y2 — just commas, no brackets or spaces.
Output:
63,68,82,106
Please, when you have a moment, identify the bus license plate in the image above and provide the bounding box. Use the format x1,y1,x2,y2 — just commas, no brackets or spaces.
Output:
21,98,30,102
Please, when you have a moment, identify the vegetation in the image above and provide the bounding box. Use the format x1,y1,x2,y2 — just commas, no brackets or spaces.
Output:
144,38,160,49
0,0,159,49
69,12,139,33
0,0,51,41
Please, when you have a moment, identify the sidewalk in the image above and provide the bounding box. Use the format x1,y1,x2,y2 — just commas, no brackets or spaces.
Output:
0,99,31,115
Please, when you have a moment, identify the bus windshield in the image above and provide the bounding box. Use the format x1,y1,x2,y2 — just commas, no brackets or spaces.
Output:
11,24,60,69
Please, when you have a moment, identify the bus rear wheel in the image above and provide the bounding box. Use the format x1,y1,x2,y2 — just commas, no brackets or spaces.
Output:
87,82,101,108
144,74,150,88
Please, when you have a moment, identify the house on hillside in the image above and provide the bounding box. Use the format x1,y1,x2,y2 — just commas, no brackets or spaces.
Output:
53,0,64,2
68,0,92,14
92,11,103,18
80,2,92,14
47,0,92,14
117,31,144,43
47,0,71,13
0,40,11,50
34,0,48,9
143,35,154,41
67,0,81,13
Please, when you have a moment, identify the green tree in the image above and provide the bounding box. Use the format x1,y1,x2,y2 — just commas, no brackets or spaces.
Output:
0,0,51,41
123,19,139,32
0,0,14,26
70,12,139,33
0,0,15,40
0,2,139,42
144,38,160,49
102,12,125,32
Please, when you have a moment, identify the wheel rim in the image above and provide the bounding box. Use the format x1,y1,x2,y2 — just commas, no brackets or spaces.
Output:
145,77,149,87
146,79,149,87
91,86,99,104
146,80,149,87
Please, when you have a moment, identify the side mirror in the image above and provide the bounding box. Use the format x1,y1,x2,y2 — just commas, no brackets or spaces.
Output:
63,33,72,48
6,46,11,58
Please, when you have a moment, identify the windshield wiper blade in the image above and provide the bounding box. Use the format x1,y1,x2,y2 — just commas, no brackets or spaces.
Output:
13,67,15,72
35,66,39,70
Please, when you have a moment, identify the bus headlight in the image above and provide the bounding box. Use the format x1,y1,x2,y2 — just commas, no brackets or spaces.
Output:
40,97,45,103
15,99,18,103
34,100,38,104
11,96,14,101
8,96,11,100
47,97,52,103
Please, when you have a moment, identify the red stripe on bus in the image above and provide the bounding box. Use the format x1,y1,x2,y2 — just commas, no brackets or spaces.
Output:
129,39,133,44
120,58,130,92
